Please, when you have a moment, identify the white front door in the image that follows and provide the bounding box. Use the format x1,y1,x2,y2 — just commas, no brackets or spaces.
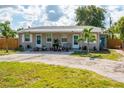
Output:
36,34,42,47
73,34,79,49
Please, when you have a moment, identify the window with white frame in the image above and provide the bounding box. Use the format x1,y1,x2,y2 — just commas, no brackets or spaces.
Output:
61,34,67,43
46,33,52,43
24,33,30,41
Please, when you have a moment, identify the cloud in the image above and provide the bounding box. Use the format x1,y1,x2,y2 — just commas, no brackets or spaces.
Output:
10,5,44,28
0,5,124,29
46,5,63,21
102,6,124,23
40,5,78,26
31,5,77,27
0,9,13,22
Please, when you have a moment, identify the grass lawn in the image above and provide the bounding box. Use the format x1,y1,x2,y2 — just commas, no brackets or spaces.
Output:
0,62,124,88
0,50,17,56
71,49,123,61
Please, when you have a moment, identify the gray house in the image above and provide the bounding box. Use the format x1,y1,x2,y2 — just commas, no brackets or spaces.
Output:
18,26,106,51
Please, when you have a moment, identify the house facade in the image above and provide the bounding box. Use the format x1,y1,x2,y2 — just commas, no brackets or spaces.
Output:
18,26,106,51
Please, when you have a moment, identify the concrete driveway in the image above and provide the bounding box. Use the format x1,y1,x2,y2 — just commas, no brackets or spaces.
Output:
0,51,124,83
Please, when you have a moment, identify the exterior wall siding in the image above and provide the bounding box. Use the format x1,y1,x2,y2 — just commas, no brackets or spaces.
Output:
19,32,100,50
19,33,35,49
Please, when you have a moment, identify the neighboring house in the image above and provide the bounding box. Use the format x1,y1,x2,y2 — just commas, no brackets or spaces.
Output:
18,26,107,51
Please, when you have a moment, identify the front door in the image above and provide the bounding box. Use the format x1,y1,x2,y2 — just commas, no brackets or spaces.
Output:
36,34,42,47
73,34,79,49
100,36,106,49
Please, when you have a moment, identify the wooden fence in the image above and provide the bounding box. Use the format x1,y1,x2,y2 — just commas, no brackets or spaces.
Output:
107,38,122,49
0,38,19,49
0,37,123,50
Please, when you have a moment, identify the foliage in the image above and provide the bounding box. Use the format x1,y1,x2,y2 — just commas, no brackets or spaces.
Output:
75,5,106,28
107,22,120,39
107,16,124,48
78,28,96,53
17,27,24,31
0,21,17,52
0,62,124,88
116,17,124,42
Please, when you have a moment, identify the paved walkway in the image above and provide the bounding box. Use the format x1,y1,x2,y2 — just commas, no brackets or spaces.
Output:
114,49,124,61
116,49,124,56
0,51,124,83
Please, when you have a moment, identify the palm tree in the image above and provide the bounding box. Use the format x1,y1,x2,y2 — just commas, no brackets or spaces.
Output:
0,21,17,53
78,28,96,53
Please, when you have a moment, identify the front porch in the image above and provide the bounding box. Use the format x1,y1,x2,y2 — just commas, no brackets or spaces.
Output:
19,32,100,52
20,32,80,51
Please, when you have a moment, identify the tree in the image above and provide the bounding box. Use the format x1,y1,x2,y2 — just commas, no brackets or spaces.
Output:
108,16,124,48
107,22,118,39
17,27,24,31
0,21,17,52
115,17,124,48
78,28,96,53
75,5,106,28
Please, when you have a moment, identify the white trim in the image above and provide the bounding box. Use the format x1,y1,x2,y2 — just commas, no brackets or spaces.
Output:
30,34,32,43
18,26,103,33
46,33,52,47
35,34,42,48
72,34,79,49
61,34,68,47
22,34,24,43
23,33,31,43
61,34,67,43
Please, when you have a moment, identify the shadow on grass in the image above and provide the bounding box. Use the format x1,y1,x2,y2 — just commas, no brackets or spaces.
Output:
91,49,111,54
79,53,102,59
72,49,111,60
72,49,123,61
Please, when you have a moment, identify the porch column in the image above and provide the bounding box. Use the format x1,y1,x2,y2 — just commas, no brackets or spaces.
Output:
97,33,100,51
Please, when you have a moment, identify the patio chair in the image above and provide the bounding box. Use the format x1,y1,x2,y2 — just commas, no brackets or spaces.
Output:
18,45,24,51
83,46,87,50
93,46,97,51
58,45,62,51
33,47,40,51
50,47,53,51
62,43,70,52
25,44,32,51
42,45,47,51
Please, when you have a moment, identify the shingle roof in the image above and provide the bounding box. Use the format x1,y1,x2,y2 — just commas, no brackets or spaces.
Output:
18,26,104,33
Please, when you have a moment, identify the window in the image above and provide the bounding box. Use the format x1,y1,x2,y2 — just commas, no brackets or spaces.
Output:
61,35,67,43
62,38,67,42
46,33,52,43
36,35,41,44
74,35,78,45
24,33,30,41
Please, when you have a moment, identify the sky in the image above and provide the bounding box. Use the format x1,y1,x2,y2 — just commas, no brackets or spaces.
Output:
0,5,124,30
